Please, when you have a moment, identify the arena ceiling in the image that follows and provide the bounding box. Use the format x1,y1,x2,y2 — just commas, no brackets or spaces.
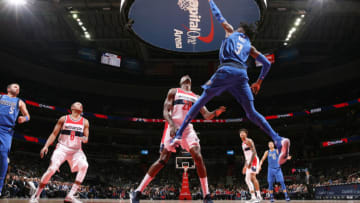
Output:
1,0,359,61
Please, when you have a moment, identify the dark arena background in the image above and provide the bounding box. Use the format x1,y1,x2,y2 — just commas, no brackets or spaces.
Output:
0,0,360,202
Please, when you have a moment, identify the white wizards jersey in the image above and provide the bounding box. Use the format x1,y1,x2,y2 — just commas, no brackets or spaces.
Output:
242,139,259,165
171,88,198,125
58,115,85,149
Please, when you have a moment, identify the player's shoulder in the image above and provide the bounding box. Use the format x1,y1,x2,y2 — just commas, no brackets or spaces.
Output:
168,88,178,94
58,115,67,122
83,117,90,125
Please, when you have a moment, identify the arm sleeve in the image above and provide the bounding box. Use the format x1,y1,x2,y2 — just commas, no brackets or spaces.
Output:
256,54,271,80
209,0,226,23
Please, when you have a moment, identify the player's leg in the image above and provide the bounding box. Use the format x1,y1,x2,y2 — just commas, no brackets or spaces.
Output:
31,148,67,202
250,173,261,200
0,151,8,195
245,169,257,201
183,128,212,202
65,150,89,202
268,169,275,202
276,168,290,201
228,83,290,165
131,149,172,203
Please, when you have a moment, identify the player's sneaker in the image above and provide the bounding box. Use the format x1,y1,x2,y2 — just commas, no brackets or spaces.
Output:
285,197,291,201
203,194,213,203
257,195,263,202
270,198,274,202
64,195,82,203
29,195,39,203
246,197,259,203
130,191,141,203
275,137,290,165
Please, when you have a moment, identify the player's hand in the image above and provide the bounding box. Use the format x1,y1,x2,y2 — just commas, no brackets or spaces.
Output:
81,136,88,143
258,166,262,172
287,155,292,160
247,163,252,169
215,106,226,117
242,167,246,175
169,125,178,138
40,147,48,159
18,116,27,124
251,82,261,95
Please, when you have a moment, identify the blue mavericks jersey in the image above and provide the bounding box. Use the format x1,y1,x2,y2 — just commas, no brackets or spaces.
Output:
219,32,251,67
268,149,280,169
0,95,20,129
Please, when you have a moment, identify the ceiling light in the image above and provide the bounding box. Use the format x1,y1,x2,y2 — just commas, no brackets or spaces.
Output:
7,0,27,6
72,14,78,19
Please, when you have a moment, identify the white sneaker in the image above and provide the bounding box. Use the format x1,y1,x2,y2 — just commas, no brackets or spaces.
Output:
246,197,259,203
257,195,263,202
29,195,39,203
64,195,82,203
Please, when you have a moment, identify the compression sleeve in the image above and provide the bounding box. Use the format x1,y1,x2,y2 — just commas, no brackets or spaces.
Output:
256,54,271,80
209,0,226,23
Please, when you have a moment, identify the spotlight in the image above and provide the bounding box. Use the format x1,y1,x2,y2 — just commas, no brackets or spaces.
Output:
85,32,91,39
294,18,301,26
81,26,87,31
72,14,78,19
284,42,288,46
78,21,83,26
301,14,305,18
7,0,27,6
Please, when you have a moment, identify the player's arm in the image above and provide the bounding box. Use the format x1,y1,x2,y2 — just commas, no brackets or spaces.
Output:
81,119,90,144
208,0,234,36
246,139,257,168
40,116,65,158
259,150,268,167
17,100,30,124
163,88,177,137
249,46,271,95
200,105,226,120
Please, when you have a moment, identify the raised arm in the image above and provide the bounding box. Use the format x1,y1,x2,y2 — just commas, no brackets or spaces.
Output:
163,88,177,137
17,100,30,124
208,0,234,35
250,46,271,95
40,116,65,158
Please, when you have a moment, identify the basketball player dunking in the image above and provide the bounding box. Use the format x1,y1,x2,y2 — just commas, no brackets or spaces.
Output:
171,0,290,165
240,129,262,203
30,102,89,203
131,75,226,203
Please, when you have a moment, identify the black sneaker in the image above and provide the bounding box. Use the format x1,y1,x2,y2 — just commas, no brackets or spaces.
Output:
130,191,141,203
203,194,213,203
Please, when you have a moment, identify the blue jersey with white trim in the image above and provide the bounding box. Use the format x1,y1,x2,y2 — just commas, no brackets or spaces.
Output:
0,95,20,129
268,149,280,169
219,32,251,67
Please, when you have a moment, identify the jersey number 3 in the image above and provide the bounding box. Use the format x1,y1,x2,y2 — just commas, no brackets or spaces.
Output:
235,42,243,55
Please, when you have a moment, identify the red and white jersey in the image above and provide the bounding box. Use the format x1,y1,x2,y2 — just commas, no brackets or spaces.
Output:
242,139,259,166
171,88,198,125
58,115,85,150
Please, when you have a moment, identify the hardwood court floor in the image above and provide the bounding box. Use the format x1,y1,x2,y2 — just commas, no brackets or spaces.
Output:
0,200,360,203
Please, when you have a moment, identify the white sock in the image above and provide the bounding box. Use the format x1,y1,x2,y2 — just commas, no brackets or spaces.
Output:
200,177,209,197
136,174,153,192
68,183,80,197
251,192,256,199
256,190,261,198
